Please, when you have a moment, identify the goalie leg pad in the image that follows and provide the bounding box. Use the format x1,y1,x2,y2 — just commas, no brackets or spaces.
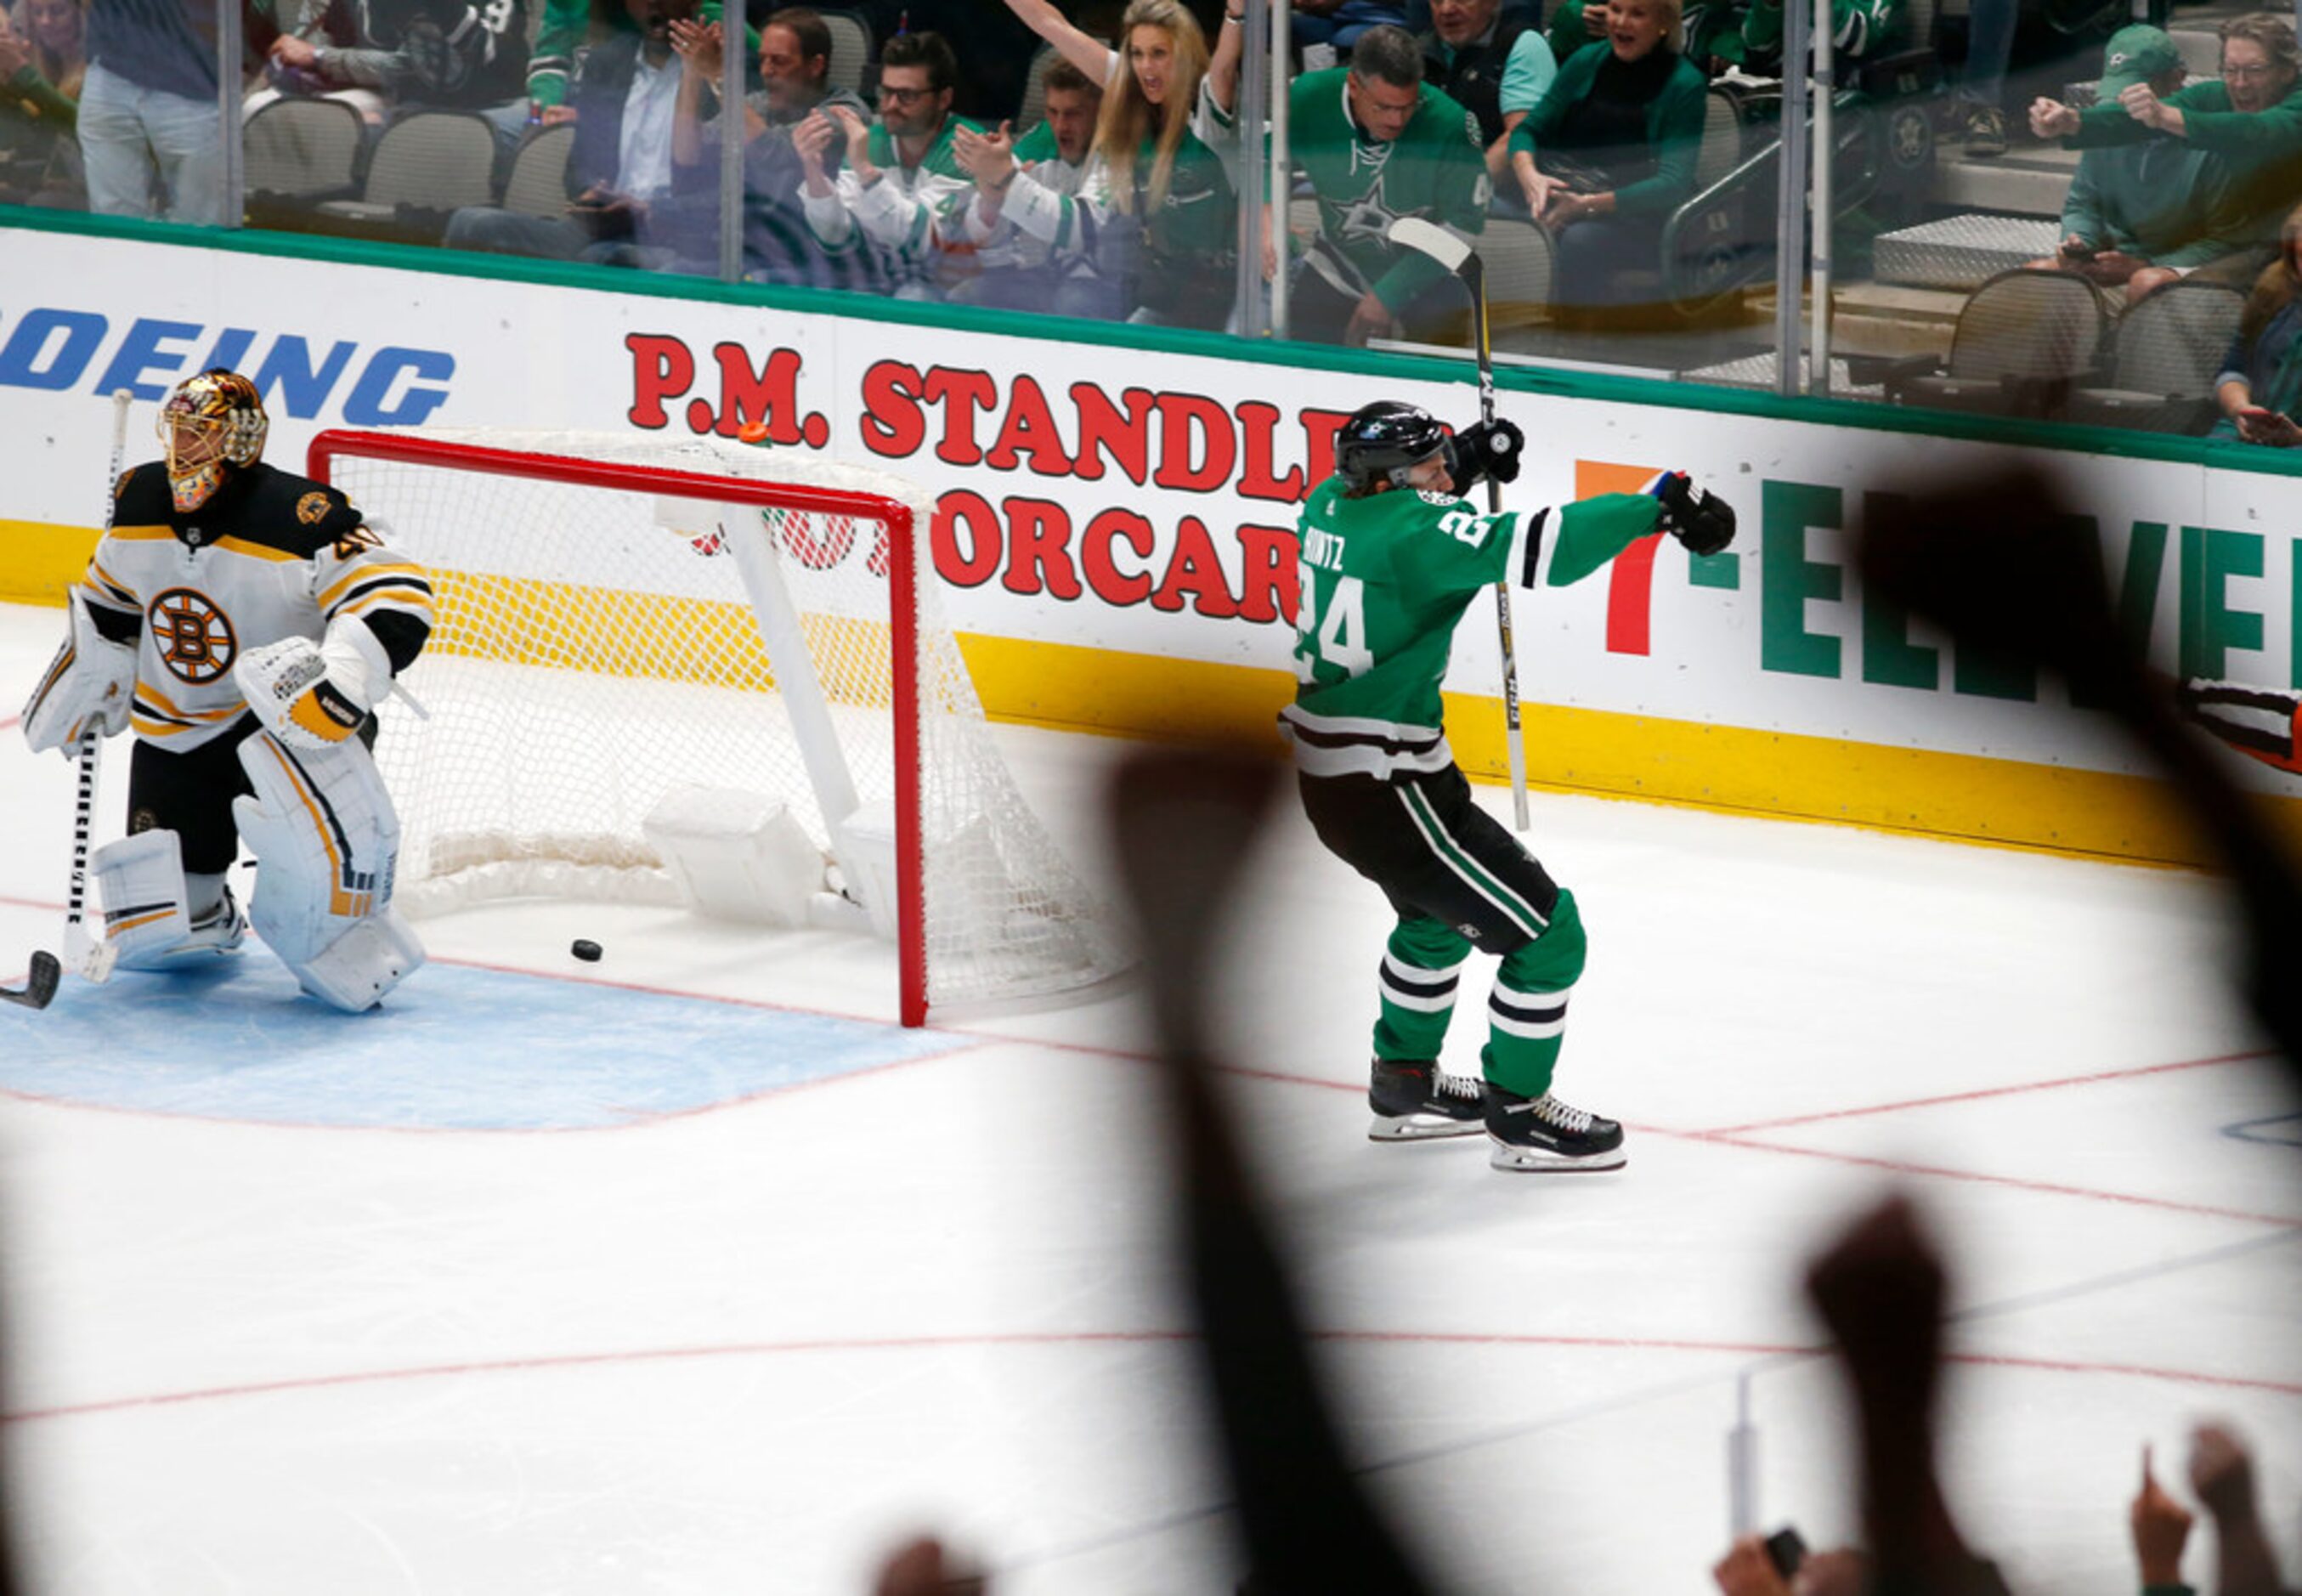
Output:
289,907,425,1014
232,730,424,1011
90,829,248,969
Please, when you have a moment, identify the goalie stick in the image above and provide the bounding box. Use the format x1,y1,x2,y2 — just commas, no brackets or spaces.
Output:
1385,216,1530,831
3,389,131,1010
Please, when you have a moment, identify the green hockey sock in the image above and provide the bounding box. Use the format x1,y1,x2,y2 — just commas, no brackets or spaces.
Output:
1479,889,1587,1098
1372,916,1471,1062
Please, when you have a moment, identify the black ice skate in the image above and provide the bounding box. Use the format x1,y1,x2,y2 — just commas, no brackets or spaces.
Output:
1485,1084,1626,1172
1368,1058,1487,1140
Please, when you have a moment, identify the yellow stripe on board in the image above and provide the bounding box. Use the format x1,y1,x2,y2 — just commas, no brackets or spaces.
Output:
427,570,895,696
955,632,2302,870
5,526,2295,869
3,518,102,607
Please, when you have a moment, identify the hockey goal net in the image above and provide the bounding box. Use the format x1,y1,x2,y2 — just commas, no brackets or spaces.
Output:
308,427,1128,1027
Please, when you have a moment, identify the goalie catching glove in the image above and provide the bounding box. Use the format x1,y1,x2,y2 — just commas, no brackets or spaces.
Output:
234,618,392,751
1644,471,1736,557
22,595,134,755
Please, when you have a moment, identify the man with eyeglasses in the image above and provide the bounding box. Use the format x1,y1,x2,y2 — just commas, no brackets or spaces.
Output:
2031,13,2302,294
796,29,980,298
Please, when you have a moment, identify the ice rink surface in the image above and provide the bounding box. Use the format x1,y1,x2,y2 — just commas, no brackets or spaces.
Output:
0,599,2298,1593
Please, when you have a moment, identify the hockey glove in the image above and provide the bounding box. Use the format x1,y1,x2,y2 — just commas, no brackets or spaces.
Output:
1451,418,1524,495
235,619,389,752
1646,471,1737,557
22,595,134,755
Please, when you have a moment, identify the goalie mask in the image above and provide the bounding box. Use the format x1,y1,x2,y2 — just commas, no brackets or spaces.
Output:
158,369,268,513
1336,401,1457,495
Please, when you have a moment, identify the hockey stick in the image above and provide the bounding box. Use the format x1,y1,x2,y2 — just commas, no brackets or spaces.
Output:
44,391,133,1000
60,721,115,986
1,737,99,1001
1385,216,1530,831
4,390,130,1010
60,392,135,986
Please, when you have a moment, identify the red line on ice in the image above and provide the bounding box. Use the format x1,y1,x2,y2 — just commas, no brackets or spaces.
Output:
12,1328,2297,1427
1702,1050,2282,1136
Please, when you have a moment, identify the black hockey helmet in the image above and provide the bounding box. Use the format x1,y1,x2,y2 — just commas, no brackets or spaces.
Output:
1335,400,1455,495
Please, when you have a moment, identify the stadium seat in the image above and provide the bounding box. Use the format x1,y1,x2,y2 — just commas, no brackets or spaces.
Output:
1015,41,1074,133
1480,216,1553,325
820,8,874,98
2066,278,2244,433
501,122,576,218
312,110,499,246
242,97,366,229
1881,266,2109,417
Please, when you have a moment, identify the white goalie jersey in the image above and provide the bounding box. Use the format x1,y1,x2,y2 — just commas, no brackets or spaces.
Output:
75,460,434,750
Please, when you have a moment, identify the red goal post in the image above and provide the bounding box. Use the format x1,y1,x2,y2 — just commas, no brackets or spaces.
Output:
308,427,1127,1027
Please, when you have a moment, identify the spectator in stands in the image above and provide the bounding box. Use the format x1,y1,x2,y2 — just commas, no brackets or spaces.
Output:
1417,0,1556,186
2032,14,2302,294
0,0,86,205
1544,0,1613,66
972,0,1235,326
2021,27,2242,304
1711,0,1900,76
442,0,697,263
1508,0,1707,319
75,0,223,223
520,0,741,144
948,59,1127,317
2213,201,2302,444
1294,0,1411,65
1206,23,1482,343
256,0,527,123
1948,0,2016,155
244,0,387,124
796,30,978,299
655,8,874,286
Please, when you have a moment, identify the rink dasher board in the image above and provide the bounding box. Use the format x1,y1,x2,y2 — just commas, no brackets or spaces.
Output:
3,219,2299,863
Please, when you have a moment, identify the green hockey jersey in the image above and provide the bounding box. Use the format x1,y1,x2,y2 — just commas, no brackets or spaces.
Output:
1288,68,1490,313
1283,474,1662,779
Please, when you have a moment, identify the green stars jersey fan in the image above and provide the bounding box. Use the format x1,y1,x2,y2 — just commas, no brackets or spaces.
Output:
1283,475,1664,779
1290,67,1490,313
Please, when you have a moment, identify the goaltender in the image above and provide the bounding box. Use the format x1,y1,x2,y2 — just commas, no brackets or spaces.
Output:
1286,399,1734,1172
20,370,432,1011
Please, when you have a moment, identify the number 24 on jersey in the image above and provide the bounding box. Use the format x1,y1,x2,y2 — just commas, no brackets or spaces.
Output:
1294,574,1372,682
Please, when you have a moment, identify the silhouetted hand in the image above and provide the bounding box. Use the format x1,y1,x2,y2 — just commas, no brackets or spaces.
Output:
1792,1549,1871,1596
1712,1535,1792,1595
2132,1444,2194,1588
2189,1423,2286,1596
872,1535,987,1594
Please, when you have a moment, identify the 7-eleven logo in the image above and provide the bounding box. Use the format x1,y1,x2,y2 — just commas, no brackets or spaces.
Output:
1579,459,1737,655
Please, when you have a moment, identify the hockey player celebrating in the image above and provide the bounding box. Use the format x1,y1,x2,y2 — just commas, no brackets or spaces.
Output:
1287,399,1733,1171
20,370,432,1011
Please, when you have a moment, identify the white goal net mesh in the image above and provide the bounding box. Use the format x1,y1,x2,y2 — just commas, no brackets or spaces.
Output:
316,428,1129,1015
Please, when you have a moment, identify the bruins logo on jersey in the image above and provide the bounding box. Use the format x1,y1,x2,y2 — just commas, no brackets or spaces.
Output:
148,588,237,685
297,492,332,526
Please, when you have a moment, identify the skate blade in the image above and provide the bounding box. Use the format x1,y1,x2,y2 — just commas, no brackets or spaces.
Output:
1369,1114,1487,1142
1487,1139,1627,1173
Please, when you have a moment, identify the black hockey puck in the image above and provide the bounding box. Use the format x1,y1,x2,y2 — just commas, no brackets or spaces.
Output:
570,939,602,962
